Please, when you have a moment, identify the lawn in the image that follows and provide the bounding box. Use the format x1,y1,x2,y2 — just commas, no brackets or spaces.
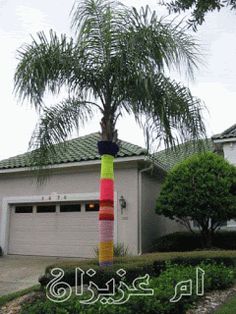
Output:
215,295,236,314
0,285,40,308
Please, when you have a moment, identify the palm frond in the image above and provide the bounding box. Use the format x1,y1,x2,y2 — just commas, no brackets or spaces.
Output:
123,73,206,149
14,30,78,109
125,5,202,78
29,97,93,165
70,0,129,108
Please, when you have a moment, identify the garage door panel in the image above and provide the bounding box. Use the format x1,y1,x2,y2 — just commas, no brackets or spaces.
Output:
8,206,99,257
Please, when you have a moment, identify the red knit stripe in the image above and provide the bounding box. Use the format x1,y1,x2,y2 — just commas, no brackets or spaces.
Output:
99,213,114,220
100,200,114,207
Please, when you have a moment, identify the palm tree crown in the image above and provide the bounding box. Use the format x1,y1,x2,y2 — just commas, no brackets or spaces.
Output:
14,0,205,159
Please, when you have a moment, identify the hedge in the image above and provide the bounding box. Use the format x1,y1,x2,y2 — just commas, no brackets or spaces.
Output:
22,263,235,314
151,231,236,252
39,250,236,288
40,260,157,290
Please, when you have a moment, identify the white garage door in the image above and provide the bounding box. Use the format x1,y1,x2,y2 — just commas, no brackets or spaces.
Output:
8,202,99,258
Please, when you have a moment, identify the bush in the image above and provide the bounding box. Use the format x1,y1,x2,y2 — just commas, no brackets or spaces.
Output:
214,232,236,250
22,263,234,314
151,232,202,252
39,250,236,289
156,152,236,248
202,263,234,290
152,231,236,252
153,256,235,275
39,260,156,289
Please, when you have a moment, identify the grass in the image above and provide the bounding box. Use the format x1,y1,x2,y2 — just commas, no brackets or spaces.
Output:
215,294,236,314
0,285,41,308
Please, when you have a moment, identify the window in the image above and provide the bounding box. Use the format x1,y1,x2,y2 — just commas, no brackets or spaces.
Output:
37,205,56,213
85,202,99,212
60,204,81,212
15,206,33,213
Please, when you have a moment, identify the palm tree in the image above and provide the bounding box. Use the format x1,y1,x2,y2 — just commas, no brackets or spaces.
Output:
14,0,205,266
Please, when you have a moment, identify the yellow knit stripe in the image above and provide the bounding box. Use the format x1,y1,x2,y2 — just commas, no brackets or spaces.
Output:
101,155,114,179
99,241,113,261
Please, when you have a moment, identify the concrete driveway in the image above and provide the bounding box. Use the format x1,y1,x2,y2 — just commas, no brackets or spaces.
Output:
0,255,83,296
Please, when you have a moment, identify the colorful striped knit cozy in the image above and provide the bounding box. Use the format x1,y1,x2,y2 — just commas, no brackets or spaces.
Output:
97,141,119,266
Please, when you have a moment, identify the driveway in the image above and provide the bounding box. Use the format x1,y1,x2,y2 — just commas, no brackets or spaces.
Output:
0,255,83,296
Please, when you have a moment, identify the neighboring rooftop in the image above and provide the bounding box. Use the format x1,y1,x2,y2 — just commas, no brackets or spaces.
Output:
0,133,147,170
154,139,214,171
212,124,236,141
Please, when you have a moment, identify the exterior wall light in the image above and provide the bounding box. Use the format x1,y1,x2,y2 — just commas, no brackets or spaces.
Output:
119,195,127,212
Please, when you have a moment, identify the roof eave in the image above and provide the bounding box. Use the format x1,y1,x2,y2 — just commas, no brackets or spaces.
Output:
0,155,147,174
212,137,236,144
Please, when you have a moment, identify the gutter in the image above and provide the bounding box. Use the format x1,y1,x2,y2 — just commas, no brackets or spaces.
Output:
137,161,153,255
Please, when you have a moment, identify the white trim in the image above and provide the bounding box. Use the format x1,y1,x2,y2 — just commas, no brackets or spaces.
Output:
0,192,118,255
138,165,153,255
0,156,146,174
213,137,236,144
0,199,10,254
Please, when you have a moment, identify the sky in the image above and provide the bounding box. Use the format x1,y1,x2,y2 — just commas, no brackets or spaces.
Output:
0,0,235,159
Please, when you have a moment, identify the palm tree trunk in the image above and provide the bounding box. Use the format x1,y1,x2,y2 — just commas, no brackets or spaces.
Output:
98,140,119,266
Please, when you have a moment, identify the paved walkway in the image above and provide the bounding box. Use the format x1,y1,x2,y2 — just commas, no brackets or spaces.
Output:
0,255,83,296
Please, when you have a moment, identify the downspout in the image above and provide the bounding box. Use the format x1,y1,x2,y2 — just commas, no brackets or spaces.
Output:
138,161,153,255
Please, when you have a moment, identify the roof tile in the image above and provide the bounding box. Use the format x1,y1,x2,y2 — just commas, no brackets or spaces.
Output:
212,124,236,140
0,132,147,170
154,139,214,171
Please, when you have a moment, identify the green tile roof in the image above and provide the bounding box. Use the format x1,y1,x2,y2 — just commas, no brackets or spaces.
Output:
0,133,216,172
0,133,147,170
154,139,215,171
212,124,236,140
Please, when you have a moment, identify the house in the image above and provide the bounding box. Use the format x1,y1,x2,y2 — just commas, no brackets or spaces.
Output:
0,133,173,258
212,123,236,165
0,125,235,258
155,124,236,231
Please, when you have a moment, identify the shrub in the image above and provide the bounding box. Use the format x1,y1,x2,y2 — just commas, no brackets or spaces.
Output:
156,152,236,248
202,263,234,290
39,251,236,289
22,263,234,314
152,231,236,252
214,232,236,250
151,232,202,252
153,256,235,275
39,260,156,289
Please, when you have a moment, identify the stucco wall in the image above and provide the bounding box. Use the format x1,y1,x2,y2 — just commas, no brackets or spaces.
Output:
0,161,139,256
141,172,184,253
223,142,236,165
